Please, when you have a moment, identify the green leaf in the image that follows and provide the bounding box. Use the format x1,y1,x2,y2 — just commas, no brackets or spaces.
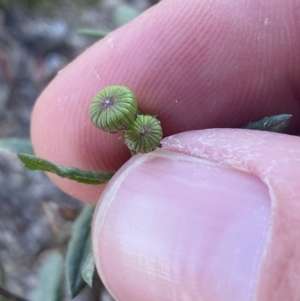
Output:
243,114,292,133
66,205,94,298
77,28,108,39
31,252,64,301
114,4,141,27
81,245,96,288
0,263,5,287
0,138,34,154
17,153,114,185
0,262,5,301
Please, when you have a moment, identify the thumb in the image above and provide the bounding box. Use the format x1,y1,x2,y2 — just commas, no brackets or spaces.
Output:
92,129,300,301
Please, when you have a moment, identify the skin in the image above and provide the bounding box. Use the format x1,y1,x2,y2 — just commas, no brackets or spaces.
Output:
31,0,300,300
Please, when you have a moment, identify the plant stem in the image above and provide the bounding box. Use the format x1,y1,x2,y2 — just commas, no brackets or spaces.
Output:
0,286,29,301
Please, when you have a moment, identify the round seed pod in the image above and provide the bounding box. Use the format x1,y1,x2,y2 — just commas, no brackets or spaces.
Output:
89,85,137,132
123,115,163,153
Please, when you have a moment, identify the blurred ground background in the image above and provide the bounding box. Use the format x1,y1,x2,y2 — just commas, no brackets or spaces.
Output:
0,0,158,300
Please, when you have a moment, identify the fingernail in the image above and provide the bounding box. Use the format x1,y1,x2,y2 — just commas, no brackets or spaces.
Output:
93,150,271,301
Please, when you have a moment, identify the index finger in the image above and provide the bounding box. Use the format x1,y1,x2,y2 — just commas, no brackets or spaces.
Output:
31,0,300,203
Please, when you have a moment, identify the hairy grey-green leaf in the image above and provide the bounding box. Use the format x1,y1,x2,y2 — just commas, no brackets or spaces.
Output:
81,245,96,288
243,114,292,133
77,28,108,39
66,205,94,298
0,262,5,301
0,263,4,287
0,138,34,154
114,4,140,26
31,252,64,301
17,153,114,185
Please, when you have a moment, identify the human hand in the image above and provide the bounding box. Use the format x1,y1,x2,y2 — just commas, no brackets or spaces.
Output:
31,0,300,300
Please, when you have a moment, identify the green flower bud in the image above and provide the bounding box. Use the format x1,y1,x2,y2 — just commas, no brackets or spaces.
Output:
123,115,163,153
89,85,137,132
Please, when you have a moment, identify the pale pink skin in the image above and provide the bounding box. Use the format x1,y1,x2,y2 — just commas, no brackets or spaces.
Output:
163,130,300,300
31,0,300,203
92,129,300,300
30,0,300,300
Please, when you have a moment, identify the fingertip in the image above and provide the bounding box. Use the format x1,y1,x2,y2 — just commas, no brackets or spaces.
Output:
31,0,300,203
93,129,300,300
92,147,271,301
